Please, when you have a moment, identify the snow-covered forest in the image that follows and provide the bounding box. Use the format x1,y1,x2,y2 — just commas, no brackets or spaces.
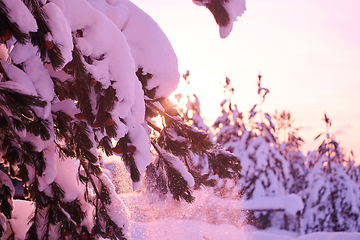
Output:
0,0,359,239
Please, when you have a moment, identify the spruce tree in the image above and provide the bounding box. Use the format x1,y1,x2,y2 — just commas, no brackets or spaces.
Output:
301,114,360,233
212,76,290,201
212,76,291,229
273,110,307,194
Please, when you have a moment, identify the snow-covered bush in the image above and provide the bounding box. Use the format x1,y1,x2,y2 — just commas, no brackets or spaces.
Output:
211,77,290,200
301,114,360,233
210,77,294,230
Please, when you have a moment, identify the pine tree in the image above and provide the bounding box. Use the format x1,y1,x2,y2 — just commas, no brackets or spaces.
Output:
301,114,360,233
345,151,360,183
212,76,292,229
273,110,307,194
212,77,243,147
0,0,147,238
212,76,290,200
0,0,246,239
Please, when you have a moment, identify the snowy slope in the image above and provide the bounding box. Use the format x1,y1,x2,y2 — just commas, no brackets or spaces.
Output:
6,197,360,240
131,218,360,240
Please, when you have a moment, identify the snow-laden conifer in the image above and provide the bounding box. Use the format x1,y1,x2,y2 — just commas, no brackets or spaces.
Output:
212,76,292,229
0,0,247,239
301,114,360,233
273,110,307,194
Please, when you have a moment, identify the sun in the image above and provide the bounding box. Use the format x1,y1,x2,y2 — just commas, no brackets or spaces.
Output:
168,71,193,110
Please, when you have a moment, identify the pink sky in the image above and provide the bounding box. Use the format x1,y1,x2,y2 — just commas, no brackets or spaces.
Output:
132,0,360,163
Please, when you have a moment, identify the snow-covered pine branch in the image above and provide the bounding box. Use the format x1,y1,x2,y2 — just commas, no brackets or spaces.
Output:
0,0,247,239
192,0,246,38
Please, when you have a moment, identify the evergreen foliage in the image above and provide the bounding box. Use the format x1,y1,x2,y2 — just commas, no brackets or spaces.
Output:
273,110,307,194
301,114,360,233
0,0,359,238
211,77,289,202
0,0,130,237
143,90,241,202
0,1,243,239
190,76,359,232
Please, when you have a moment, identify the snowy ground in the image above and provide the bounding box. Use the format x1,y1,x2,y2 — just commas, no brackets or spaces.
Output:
7,196,360,240
121,190,360,240
130,219,360,240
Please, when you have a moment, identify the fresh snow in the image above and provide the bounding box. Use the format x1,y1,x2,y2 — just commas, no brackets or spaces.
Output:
99,174,131,238
2,0,360,240
161,149,195,188
2,0,38,33
23,56,55,118
192,0,246,38
8,195,360,240
131,219,360,240
0,60,37,96
43,2,73,68
216,194,303,216
118,0,180,99
9,42,38,65
2,200,34,240
220,0,246,38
